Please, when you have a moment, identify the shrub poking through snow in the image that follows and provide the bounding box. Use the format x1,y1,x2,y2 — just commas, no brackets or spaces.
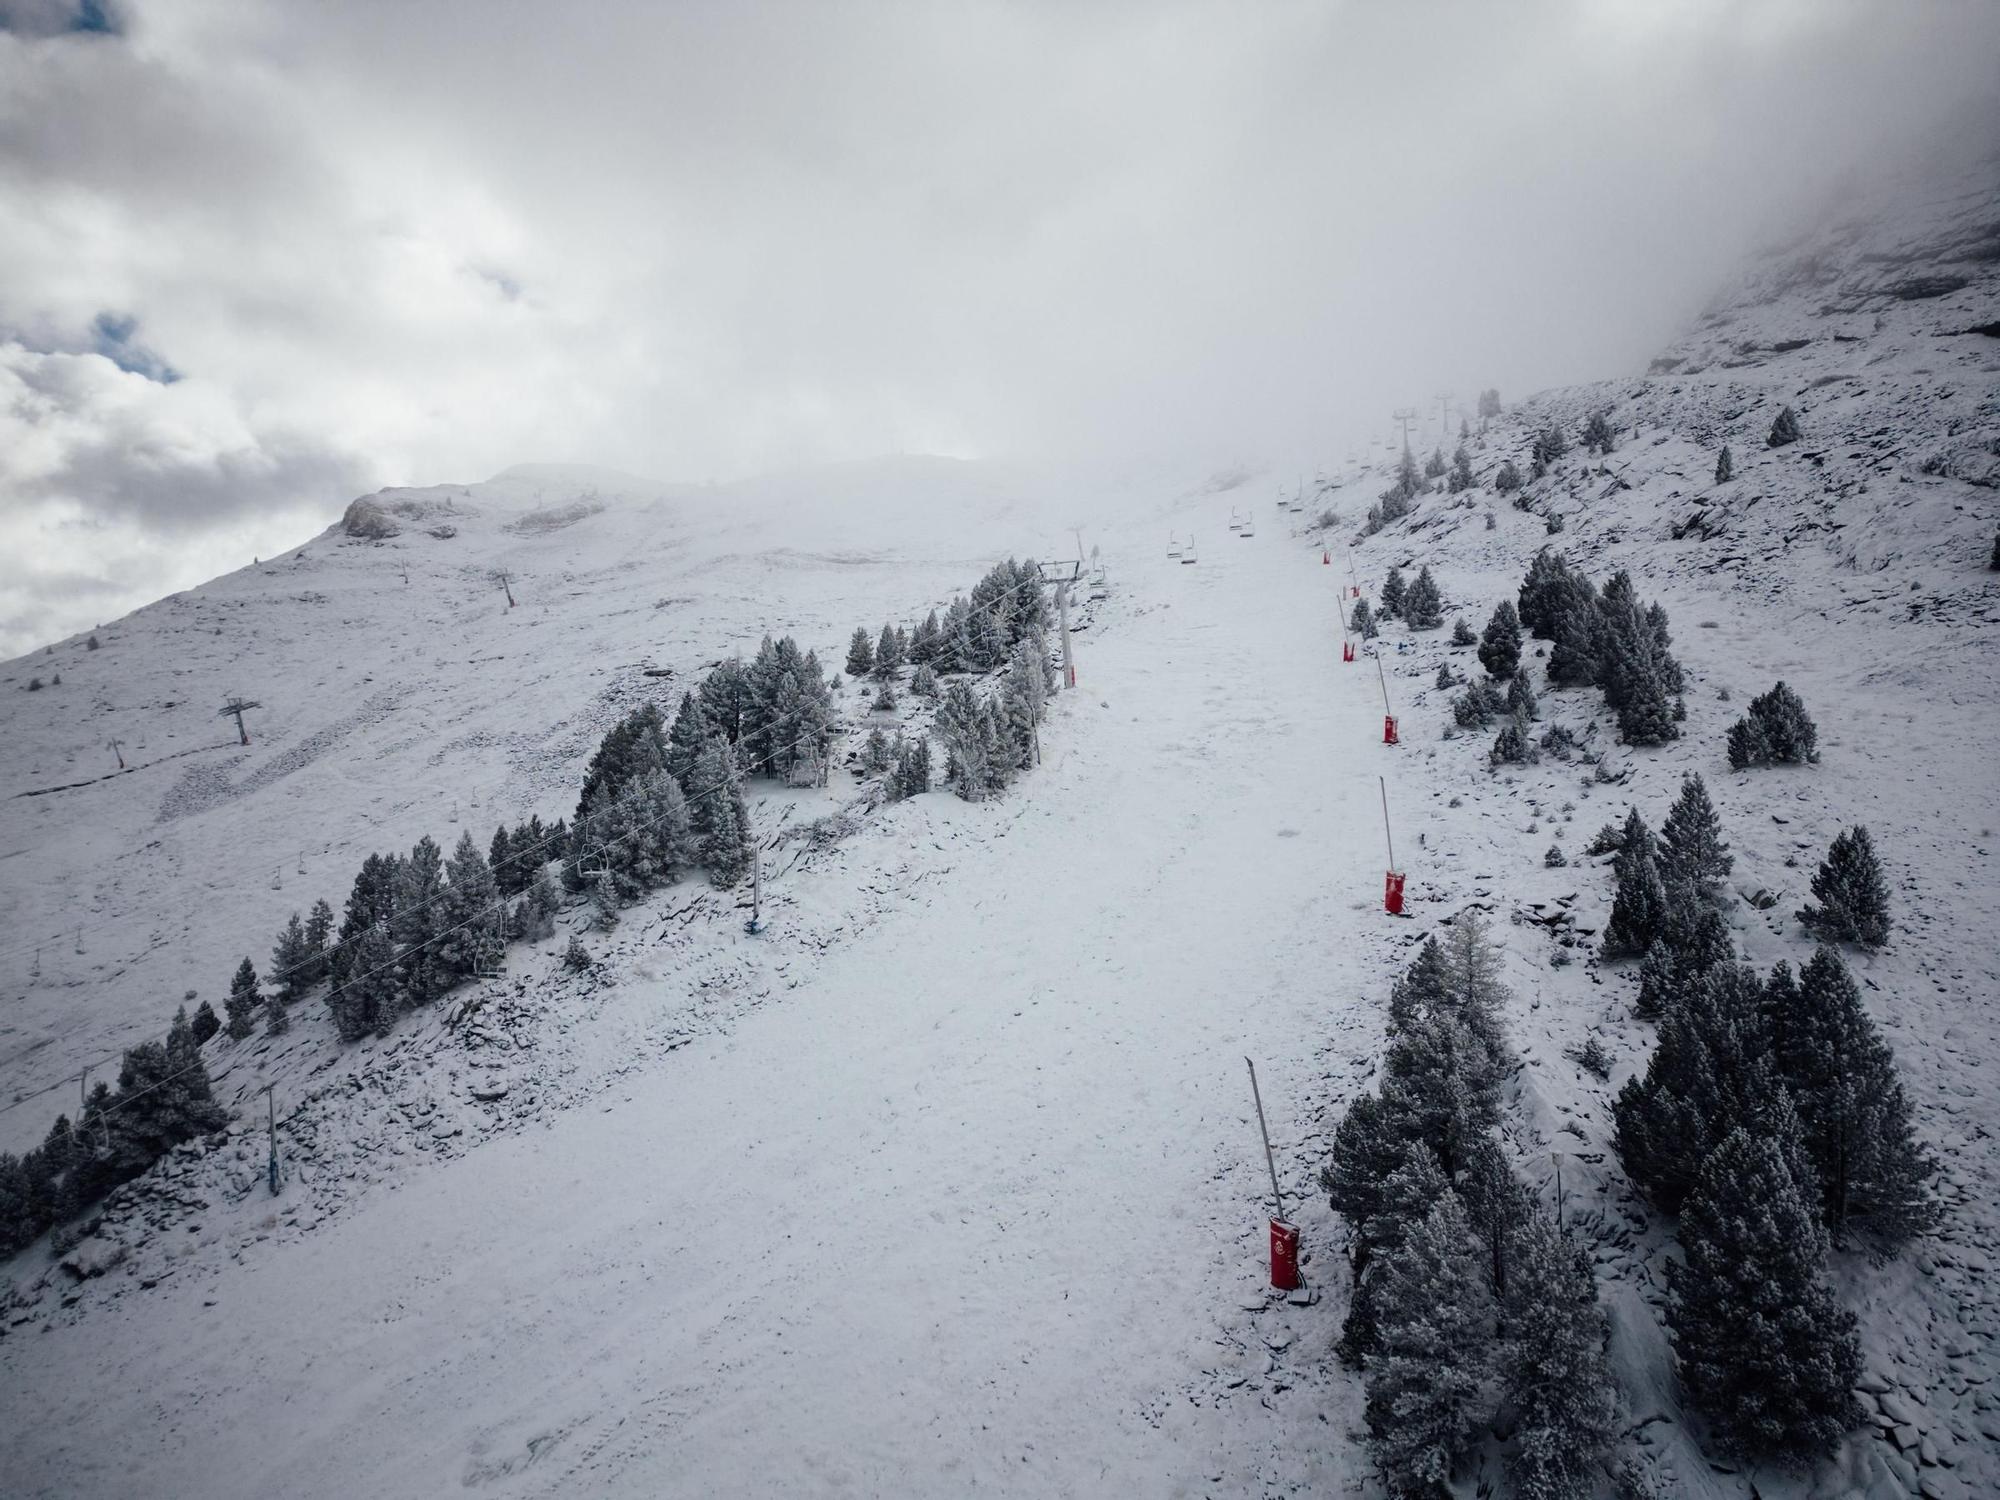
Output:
1798,825,1890,948
1565,1036,1612,1079
1767,404,1801,448
1583,821,1622,857
1450,616,1476,647
1545,845,1567,868
1726,681,1818,769
562,934,592,972
1435,663,1457,690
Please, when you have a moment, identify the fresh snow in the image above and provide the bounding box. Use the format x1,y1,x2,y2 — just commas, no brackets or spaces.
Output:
3,157,1998,1499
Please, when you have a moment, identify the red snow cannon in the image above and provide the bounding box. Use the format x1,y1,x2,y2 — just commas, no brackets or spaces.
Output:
1342,641,1355,663
1269,1218,1301,1291
1382,714,1399,745
1384,870,1406,915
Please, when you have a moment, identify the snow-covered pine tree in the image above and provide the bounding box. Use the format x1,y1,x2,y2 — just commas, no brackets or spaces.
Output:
1403,567,1444,630
1478,601,1522,679
1344,1141,1452,1365
1515,549,1571,638
1425,446,1447,480
104,1018,229,1180
1450,616,1476,647
1767,404,1801,448
327,921,393,1040
1380,566,1406,619
909,609,942,665
874,623,904,678
1505,672,1538,722
1658,773,1730,898
1777,947,1935,1243
863,726,892,774
1614,963,1794,1211
893,735,932,799
394,835,447,1011
1391,443,1422,506
510,867,560,943
191,998,221,1046
666,691,713,787
689,740,751,887
437,830,505,980
1448,445,1474,493
1632,879,1733,1018
1364,1191,1497,1496
271,912,311,1002
1581,410,1615,454
265,986,291,1035
225,957,260,1039
1728,680,1817,769
1494,458,1522,493
303,897,334,985
1668,1128,1861,1461
1351,597,1378,640
909,662,938,698
1601,833,1668,960
845,626,874,678
1544,574,1601,688
1798,825,1889,948
1502,1209,1616,1500
1715,445,1733,483
1605,596,1678,746
697,656,752,745
1435,662,1457,690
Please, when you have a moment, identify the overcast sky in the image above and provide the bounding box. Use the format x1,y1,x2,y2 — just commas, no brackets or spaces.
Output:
2,0,1995,656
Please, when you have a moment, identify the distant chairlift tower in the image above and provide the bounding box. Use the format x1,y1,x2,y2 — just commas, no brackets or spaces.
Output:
218,695,262,746
1037,559,1082,690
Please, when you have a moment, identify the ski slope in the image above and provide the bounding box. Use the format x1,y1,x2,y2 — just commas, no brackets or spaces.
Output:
2,496,1403,1498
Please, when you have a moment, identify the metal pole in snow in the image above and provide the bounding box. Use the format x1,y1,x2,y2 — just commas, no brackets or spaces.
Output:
1379,775,1397,872
1055,578,1077,689
1245,1057,1284,1218
264,1084,281,1195
1374,650,1392,716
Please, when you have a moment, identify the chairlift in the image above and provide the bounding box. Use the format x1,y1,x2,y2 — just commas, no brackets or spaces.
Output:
1181,534,1199,565
1166,532,1183,559
1228,508,1245,532
1239,516,1256,538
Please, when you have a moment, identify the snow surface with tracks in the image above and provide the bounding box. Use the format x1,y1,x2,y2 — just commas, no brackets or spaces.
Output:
2,159,1998,1498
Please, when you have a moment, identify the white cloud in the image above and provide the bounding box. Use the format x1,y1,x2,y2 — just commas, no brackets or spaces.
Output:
1,0,1996,656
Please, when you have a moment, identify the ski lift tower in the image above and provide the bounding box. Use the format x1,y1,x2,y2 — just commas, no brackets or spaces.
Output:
1037,559,1082,690
218,695,262,746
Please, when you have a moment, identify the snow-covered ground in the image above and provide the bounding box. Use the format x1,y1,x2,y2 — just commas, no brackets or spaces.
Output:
2,154,1997,1499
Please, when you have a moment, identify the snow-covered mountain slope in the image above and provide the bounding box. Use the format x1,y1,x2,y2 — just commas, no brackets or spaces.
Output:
2,157,1997,1500
0,454,1103,1145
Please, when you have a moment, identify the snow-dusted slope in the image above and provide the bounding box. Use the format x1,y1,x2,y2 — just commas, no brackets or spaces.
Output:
2,155,1996,1500
0,455,1097,1146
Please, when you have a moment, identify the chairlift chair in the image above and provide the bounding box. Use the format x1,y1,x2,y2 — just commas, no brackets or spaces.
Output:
1181,534,1199,565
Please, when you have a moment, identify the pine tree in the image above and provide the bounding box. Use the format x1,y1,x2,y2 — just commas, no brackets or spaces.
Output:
1391,442,1422,506
845,626,874,679
1544,575,1600,688
1448,445,1475,493
1450,616,1476,647
894,735,932,798
666,691,712,787
1776,947,1935,1242
394,835,447,1010
225,957,260,1039
1632,880,1733,1018
1505,672,1538,722
1478,601,1522,679
265,986,291,1035
1728,681,1817,769
1601,836,1668,960
1715,445,1733,483
1494,458,1521,494
909,662,938,698
1615,964,1792,1211
1403,567,1444,630
1798,825,1889,948
1582,410,1615,454
690,741,751,886
1425,446,1447,480
103,1017,230,1180
191,998,221,1046
271,912,311,1002
1606,594,1678,746
1502,1209,1616,1500
438,830,505,980
1365,1191,1496,1496
303,898,334,985
1767,405,1801,448
1351,597,1378,640
1658,774,1730,897
1380,566,1407,619
874,622,904,678
333,851,401,990
1669,1129,1860,1461
1516,549,1571,638
909,609,942,665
